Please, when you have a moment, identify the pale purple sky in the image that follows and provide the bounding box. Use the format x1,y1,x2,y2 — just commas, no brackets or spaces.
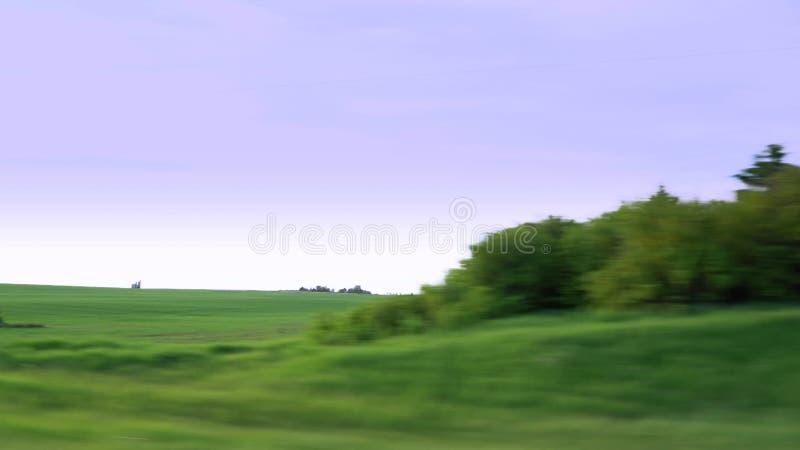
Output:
1,1,798,292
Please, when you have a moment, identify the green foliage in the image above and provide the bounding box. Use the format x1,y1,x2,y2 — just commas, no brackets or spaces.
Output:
463,155,797,312
734,143,788,188
310,295,433,344
467,217,584,311
727,165,800,301
313,147,799,343
584,189,720,306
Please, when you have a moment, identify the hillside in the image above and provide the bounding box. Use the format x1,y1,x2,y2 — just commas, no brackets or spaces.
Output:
1,285,799,449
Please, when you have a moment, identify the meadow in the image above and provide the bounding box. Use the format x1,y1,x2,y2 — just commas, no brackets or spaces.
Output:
1,283,800,449
0,284,370,343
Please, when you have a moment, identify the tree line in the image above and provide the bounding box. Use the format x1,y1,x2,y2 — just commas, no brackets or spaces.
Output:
312,144,800,343
300,285,372,294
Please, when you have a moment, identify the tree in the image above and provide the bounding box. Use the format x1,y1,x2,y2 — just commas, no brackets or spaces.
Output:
734,144,788,189
466,216,582,311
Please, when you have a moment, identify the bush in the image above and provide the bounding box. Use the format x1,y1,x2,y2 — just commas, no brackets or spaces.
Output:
310,295,433,344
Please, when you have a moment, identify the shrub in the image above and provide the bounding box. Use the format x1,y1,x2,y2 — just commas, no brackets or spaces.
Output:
310,295,433,344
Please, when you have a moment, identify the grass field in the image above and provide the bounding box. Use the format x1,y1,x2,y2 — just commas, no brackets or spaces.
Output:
0,284,372,343
1,284,799,449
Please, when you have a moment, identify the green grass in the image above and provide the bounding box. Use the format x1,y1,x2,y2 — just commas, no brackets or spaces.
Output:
1,284,799,449
0,284,372,343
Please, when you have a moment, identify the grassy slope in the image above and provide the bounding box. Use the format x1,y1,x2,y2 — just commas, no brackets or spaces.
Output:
1,284,799,449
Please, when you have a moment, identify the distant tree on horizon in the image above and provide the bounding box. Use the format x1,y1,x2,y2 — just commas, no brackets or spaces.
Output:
300,285,372,294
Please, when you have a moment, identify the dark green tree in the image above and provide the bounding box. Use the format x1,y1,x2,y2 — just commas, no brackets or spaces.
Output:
734,144,788,189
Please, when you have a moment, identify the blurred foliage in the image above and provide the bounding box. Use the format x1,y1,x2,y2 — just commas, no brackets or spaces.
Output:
735,144,788,188
312,146,799,343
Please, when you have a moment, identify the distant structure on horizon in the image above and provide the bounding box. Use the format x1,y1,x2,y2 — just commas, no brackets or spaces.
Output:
131,280,141,289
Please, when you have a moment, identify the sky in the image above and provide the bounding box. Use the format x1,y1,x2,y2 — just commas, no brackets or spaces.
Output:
1,0,798,293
